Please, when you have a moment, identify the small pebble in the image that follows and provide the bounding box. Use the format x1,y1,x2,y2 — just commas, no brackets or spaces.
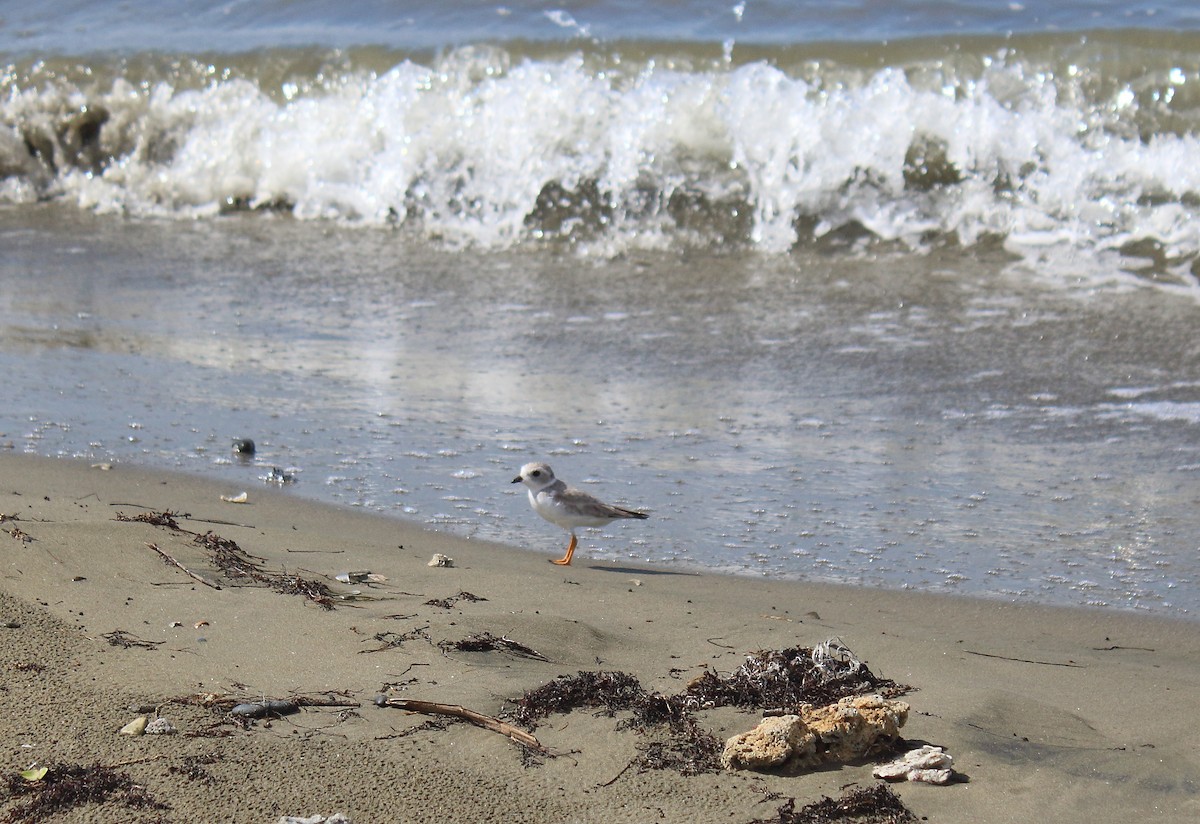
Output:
145,717,177,735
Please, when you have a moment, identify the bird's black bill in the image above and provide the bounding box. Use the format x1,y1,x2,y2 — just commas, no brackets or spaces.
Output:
511,475,522,484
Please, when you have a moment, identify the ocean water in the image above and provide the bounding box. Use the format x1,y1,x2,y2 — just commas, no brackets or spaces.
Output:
2,2,1199,619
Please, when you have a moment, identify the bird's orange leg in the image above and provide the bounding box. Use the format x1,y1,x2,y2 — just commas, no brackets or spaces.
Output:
550,534,577,565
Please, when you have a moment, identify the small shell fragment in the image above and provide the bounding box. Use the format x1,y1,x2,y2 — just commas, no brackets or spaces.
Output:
427,553,454,568
872,745,956,784
220,491,249,504
334,570,386,584
193,620,210,629
119,716,148,736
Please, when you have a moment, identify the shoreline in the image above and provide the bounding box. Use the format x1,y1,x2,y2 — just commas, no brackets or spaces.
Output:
2,453,1198,822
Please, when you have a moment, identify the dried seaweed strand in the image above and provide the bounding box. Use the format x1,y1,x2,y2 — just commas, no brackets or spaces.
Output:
962,649,1084,667
439,631,550,661
118,510,334,608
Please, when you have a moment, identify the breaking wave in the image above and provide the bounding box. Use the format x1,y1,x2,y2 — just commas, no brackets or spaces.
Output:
3,34,1200,276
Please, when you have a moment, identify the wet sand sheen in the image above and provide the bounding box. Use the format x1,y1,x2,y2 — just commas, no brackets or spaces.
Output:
2,208,1197,618
1,453,1197,822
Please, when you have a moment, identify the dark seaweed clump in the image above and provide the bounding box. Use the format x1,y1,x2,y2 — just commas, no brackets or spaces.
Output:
751,785,918,824
512,670,648,726
508,645,912,778
511,670,721,775
682,643,909,712
2,763,166,824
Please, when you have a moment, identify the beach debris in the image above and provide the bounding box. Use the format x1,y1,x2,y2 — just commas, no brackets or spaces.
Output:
427,553,454,567
219,491,249,504
193,620,210,629
90,462,112,470
513,671,647,725
194,531,338,609
231,700,300,720
101,629,164,650
439,631,550,662
750,785,918,824
128,691,358,737
375,697,551,756
509,642,912,778
334,570,387,585
17,767,47,782
117,509,186,530
262,466,297,484
3,525,33,543
144,717,177,735
232,438,256,455
424,591,487,609
682,640,909,711
167,753,219,783
122,513,338,607
145,541,222,590
721,694,909,772
118,716,148,736
278,813,352,824
1,762,166,824
2,512,31,541
513,671,722,776
361,626,432,653
872,744,957,784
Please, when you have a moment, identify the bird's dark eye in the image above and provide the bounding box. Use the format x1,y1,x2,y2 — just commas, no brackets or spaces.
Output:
531,470,541,477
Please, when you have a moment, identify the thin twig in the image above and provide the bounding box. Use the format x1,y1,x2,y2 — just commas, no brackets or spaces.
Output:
145,542,221,590
377,698,552,755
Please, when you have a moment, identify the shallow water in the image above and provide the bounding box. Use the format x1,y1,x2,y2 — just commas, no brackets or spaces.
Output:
1,205,1197,619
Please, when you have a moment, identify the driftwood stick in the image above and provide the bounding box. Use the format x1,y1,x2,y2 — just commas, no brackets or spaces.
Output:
377,698,550,755
145,542,221,590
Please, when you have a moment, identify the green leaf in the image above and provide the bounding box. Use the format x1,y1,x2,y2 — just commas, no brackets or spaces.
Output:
19,766,47,782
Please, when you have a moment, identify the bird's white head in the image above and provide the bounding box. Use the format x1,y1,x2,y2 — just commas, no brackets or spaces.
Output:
512,462,557,491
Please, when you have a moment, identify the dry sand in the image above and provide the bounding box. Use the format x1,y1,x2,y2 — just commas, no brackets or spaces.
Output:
1,452,1197,823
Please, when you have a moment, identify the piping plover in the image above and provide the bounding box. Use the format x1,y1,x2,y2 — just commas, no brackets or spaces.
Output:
511,462,648,565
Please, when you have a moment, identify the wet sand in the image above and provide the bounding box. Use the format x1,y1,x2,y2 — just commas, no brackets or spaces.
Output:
1,452,1198,822
5,206,1199,619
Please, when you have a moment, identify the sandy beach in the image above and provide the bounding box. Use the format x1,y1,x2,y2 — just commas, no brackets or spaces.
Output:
1,452,1197,823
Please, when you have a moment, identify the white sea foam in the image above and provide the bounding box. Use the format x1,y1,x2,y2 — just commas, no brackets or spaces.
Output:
2,44,1200,279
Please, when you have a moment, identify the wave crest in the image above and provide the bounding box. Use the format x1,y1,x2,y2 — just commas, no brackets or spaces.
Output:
2,40,1199,274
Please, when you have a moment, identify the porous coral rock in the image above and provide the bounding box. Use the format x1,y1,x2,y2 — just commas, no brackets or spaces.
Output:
872,744,956,784
722,694,908,771
720,713,816,770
